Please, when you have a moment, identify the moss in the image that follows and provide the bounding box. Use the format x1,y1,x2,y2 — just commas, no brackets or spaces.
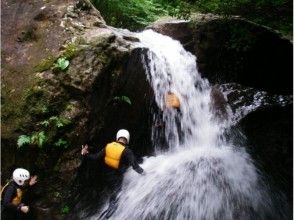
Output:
34,56,56,72
61,43,81,60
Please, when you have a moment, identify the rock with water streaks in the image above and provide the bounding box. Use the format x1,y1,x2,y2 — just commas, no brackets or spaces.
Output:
148,14,293,95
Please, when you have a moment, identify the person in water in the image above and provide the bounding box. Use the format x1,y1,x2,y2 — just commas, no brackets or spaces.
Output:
81,129,144,218
1,168,38,220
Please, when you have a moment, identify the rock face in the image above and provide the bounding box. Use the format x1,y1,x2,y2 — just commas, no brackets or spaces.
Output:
2,1,292,219
1,0,105,174
1,1,154,219
239,105,293,208
148,14,293,95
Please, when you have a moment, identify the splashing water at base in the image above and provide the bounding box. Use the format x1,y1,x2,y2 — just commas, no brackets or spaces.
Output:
91,30,283,220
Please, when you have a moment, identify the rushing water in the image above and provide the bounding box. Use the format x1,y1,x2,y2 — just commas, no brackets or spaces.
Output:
90,30,283,220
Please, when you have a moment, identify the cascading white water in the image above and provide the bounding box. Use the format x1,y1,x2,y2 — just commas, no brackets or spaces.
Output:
91,30,278,220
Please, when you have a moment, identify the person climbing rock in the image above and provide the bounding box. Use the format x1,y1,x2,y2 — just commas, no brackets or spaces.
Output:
81,129,144,219
1,168,38,220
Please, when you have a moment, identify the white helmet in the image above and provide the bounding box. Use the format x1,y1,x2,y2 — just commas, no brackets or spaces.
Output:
116,129,130,144
13,168,30,186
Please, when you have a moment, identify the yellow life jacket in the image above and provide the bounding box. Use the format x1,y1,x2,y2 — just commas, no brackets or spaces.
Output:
104,142,125,169
1,181,23,206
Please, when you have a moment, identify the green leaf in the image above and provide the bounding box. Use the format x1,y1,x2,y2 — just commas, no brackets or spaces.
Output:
31,131,47,148
49,116,71,128
56,121,64,128
57,58,69,70
17,135,31,148
61,205,70,214
54,57,69,71
37,131,46,147
49,116,58,122
39,120,50,127
121,96,132,105
54,138,68,148
113,95,132,105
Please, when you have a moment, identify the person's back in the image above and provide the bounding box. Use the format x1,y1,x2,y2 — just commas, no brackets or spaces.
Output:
81,129,144,174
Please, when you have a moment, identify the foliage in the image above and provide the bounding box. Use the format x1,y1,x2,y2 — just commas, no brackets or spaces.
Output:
94,0,190,30
93,0,292,36
54,138,68,148
17,135,31,148
61,205,70,214
34,56,56,72
31,131,47,148
53,57,70,71
113,95,132,105
17,115,71,149
17,132,47,148
62,43,80,60
189,0,292,36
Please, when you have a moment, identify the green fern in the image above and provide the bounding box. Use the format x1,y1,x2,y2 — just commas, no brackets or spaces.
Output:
31,131,47,148
17,135,31,148
54,138,68,148
49,116,71,128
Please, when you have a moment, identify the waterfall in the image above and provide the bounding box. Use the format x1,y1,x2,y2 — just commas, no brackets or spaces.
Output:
90,30,284,220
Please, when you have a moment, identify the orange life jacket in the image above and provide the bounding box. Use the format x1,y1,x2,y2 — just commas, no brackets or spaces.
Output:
104,142,125,169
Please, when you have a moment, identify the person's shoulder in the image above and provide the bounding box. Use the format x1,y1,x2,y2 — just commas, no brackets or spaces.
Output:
124,146,134,153
4,181,17,192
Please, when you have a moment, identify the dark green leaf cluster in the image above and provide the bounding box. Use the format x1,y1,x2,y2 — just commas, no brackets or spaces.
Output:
17,116,71,149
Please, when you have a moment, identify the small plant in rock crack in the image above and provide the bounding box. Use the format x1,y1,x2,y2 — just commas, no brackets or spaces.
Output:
17,131,47,148
113,95,132,105
53,57,70,71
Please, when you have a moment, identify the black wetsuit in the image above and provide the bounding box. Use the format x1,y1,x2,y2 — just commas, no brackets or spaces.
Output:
84,143,144,174
1,181,27,220
83,142,144,218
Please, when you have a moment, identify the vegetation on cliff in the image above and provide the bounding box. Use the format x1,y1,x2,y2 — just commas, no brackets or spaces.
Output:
93,0,292,36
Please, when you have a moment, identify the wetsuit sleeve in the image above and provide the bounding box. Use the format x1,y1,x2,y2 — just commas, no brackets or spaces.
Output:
84,148,105,161
2,183,20,211
124,148,144,174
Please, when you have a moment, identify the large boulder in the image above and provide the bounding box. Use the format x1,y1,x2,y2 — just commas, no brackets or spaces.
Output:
148,14,293,95
239,104,293,209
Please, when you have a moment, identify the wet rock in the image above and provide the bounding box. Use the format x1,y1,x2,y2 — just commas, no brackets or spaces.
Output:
146,18,194,52
148,15,293,95
220,83,292,123
210,84,228,121
238,104,293,208
32,206,53,220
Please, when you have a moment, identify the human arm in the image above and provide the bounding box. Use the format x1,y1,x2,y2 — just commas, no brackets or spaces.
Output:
124,148,144,174
81,144,105,160
29,175,38,186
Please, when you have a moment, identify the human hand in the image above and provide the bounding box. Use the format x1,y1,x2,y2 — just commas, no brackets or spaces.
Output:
29,175,38,186
136,167,144,175
81,144,89,155
20,205,29,213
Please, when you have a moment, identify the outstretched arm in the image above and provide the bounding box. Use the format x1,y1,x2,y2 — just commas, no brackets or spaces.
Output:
81,144,104,160
124,148,144,174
